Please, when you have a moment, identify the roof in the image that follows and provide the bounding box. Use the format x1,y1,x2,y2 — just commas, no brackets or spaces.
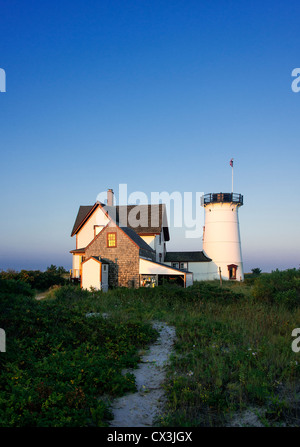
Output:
70,247,86,254
71,202,170,240
82,256,109,264
71,205,96,236
140,257,193,274
90,256,109,263
164,251,212,262
121,226,155,253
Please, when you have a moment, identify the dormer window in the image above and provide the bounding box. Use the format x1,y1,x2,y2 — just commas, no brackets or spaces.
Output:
94,225,104,237
107,232,117,248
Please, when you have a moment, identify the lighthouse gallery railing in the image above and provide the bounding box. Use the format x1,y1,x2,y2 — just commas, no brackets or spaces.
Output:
201,193,243,206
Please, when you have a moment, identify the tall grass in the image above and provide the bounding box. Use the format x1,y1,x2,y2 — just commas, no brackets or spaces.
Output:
78,278,300,426
2,269,299,426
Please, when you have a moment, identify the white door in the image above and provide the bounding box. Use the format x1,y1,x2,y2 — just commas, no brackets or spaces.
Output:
101,264,109,292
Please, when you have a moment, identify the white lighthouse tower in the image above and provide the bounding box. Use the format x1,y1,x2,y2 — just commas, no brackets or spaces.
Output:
201,192,244,281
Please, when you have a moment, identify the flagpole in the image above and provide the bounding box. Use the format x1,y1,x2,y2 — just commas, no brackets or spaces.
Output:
230,158,234,193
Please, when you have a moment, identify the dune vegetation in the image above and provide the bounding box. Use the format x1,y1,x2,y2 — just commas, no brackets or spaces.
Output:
0,268,299,427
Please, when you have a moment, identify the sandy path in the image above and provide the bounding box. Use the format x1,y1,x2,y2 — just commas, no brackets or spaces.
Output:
35,292,47,300
109,321,176,427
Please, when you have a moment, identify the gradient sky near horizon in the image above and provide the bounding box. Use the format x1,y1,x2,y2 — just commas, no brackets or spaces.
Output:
1,0,300,273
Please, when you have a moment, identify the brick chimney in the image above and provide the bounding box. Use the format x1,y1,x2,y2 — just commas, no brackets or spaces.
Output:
107,188,114,206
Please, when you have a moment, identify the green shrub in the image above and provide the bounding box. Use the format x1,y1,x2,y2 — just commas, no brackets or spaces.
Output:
0,269,67,291
252,269,300,309
0,278,34,297
0,285,157,427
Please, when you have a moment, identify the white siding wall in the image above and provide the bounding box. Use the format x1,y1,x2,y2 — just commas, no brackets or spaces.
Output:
72,254,81,270
140,258,185,276
164,261,219,281
185,273,193,287
154,230,165,262
140,235,155,250
187,261,219,281
82,259,101,290
77,207,110,248
139,230,165,262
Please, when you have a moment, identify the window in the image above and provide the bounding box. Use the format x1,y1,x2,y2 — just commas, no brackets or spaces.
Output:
94,225,104,237
227,264,238,280
107,232,117,247
172,262,179,269
180,262,188,271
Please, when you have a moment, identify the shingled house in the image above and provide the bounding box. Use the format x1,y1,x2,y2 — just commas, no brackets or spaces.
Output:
70,189,194,290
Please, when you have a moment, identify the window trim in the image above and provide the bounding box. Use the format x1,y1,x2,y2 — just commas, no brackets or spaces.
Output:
227,263,238,280
107,232,117,248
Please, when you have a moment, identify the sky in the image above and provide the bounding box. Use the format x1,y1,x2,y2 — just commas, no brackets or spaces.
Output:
0,0,299,273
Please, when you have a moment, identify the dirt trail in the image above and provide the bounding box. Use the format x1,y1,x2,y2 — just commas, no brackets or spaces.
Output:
109,321,176,427
35,292,47,300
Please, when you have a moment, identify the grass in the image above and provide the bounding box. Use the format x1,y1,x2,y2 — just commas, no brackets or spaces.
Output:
73,280,300,426
1,272,300,427
0,283,157,427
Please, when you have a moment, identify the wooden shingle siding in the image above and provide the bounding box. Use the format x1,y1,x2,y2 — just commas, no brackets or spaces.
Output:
85,225,140,288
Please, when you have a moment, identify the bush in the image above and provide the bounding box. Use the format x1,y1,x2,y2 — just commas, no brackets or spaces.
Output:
187,281,244,304
0,269,67,291
0,278,34,297
0,285,157,427
252,269,300,309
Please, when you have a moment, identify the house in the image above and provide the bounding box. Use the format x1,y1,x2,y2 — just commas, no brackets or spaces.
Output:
164,251,216,281
70,189,193,290
70,187,245,289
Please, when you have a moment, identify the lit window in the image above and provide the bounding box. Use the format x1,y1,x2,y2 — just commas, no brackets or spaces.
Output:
107,232,117,247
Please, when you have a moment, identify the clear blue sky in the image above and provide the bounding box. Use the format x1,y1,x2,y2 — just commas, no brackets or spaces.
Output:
0,0,299,273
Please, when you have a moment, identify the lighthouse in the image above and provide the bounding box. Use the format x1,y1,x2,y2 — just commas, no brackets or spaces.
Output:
201,192,244,281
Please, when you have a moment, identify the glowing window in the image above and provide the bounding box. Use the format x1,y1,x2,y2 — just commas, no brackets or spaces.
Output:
107,232,117,247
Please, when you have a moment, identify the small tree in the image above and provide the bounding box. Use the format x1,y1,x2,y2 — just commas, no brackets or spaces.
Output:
251,268,262,277
46,265,68,275
46,264,58,273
